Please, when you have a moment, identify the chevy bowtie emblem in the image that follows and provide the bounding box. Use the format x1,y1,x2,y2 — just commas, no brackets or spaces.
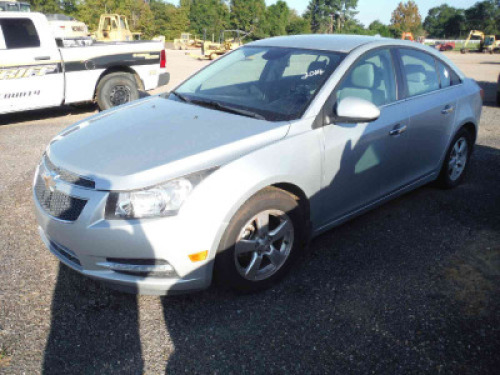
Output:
42,171,58,192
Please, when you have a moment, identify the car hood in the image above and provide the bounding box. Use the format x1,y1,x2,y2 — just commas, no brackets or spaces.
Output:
48,96,290,190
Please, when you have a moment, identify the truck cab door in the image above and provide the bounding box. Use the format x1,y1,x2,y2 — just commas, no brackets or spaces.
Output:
0,17,64,114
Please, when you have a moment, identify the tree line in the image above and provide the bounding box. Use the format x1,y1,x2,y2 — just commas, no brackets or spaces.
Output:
27,0,500,40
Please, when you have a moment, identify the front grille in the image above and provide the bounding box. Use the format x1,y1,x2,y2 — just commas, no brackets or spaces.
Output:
44,156,95,189
50,240,81,267
35,175,87,221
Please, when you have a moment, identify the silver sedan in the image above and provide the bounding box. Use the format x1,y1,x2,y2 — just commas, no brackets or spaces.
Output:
33,35,482,294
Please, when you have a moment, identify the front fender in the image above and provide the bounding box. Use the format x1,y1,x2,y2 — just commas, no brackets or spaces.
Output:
178,120,323,261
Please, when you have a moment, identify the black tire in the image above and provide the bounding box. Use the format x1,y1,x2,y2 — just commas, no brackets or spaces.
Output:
214,187,306,293
436,128,473,189
95,72,139,111
497,91,500,107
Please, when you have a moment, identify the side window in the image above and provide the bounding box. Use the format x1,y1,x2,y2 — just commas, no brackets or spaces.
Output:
437,61,451,88
437,60,461,88
0,18,40,49
103,18,110,30
400,49,439,96
337,49,397,107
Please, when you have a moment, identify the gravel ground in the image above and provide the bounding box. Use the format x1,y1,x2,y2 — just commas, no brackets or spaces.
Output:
0,51,499,375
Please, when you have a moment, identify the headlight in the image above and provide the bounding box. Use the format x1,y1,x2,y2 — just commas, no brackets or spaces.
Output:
105,168,216,219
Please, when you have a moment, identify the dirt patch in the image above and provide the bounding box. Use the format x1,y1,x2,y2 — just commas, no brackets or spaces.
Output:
445,239,500,316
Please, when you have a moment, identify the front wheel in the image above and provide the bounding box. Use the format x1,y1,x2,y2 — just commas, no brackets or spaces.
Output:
214,187,306,293
436,128,473,189
95,72,140,111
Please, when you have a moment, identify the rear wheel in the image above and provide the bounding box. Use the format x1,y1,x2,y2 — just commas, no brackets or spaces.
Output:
436,128,473,189
95,72,139,111
214,187,306,293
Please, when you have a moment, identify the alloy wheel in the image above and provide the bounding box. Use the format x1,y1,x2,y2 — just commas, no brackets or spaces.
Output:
234,209,294,281
448,136,468,181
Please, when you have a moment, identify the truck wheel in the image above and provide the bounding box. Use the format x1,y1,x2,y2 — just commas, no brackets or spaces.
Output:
96,72,139,111
214,187,306,293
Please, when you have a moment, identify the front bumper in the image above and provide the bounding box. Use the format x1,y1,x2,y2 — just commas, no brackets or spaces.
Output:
33,165,214,295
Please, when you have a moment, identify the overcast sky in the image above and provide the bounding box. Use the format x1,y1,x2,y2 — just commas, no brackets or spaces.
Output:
165,1,480,27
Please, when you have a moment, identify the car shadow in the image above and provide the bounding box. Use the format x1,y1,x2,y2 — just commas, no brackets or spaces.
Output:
0,91,150,127
0,104,97,127
161,142,500,373
42,142,500,373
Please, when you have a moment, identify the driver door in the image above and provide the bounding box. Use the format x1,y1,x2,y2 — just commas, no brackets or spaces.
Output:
319,48,410,226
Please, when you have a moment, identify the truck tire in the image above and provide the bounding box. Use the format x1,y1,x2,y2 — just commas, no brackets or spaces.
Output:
96,72,139,111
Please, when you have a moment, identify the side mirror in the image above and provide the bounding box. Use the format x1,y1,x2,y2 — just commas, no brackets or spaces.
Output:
331,97,380,124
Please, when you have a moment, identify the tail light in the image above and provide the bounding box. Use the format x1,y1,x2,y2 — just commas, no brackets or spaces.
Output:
160,49,166,68
480,88,484,101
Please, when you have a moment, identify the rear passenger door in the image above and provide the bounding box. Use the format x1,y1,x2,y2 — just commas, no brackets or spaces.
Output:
397,48,459,180
0,17,64,114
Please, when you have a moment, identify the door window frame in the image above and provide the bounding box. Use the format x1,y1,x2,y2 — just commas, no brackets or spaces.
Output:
394,47,462,100
320,46,402,127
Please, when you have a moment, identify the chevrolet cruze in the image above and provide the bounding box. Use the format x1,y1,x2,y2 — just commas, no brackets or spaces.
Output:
33,35,482,294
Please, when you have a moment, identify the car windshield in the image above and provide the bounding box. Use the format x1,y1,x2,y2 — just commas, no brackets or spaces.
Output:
170,46,345,121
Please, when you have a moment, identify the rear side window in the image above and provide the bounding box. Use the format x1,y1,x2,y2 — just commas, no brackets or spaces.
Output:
437,61,461,88
400,49,439,97
0,18,40,49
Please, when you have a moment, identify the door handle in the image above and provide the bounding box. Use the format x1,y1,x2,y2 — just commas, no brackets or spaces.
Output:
389,124,407,136
34,56,50,61
441,105,454,115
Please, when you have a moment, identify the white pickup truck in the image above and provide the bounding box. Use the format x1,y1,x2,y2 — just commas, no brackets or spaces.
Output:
0,12,169,114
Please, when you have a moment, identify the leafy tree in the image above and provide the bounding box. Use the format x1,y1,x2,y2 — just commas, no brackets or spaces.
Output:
189,0,229,40
29,0,65,13
286,9,311,35
304,0,358,34
464,0,499,35
266,0,289,36
150,0,190,40
230,0,267,38
390,1,422,36
423,5,465,38
368,20,393,37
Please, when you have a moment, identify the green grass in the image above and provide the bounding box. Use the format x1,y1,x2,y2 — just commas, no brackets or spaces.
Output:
0,347,11,368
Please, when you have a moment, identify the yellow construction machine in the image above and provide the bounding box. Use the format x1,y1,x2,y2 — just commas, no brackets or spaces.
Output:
190,29,251,60
484,34,500,54
93,14,141,42
173,33,203,50
461,30,486,53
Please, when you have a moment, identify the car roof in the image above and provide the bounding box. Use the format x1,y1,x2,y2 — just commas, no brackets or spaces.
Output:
246,34,466,79
247,34,388,53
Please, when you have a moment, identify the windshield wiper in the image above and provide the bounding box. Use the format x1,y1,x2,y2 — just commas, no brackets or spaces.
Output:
171,91,191,103
190,99,265,120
